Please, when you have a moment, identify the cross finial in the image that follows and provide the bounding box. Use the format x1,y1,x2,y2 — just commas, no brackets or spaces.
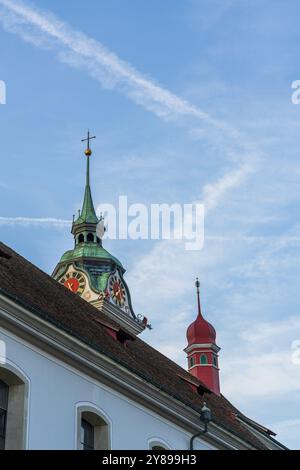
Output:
81,130,96,156
195,277,202,316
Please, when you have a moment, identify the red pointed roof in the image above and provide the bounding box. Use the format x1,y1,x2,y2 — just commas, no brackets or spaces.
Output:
186,279,216,345
186,314,216,345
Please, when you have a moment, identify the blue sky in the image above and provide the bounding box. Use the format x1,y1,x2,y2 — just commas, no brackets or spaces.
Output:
1,0,300,449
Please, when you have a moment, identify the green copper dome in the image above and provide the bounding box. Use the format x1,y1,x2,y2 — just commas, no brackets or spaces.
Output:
59,243,123,269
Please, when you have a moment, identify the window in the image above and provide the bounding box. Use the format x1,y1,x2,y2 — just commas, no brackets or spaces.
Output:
189,356,195,367
77,406,110,450
87,233,94,242
0,379,8,450
213,355,218,367
0,365,28,450
78,234,84,243
80,418,94,450
148,439,171,450
200,354,207,365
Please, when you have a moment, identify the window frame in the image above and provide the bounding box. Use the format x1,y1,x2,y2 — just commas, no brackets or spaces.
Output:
80,418,95,450
0,362,29,450
148,437,171,450
75,403,111,450
200,354,208,365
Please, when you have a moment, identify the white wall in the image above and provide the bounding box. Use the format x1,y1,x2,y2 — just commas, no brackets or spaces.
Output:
0,328,214,450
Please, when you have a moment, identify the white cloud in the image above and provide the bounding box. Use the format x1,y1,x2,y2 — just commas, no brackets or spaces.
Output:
0,0,238,137
202,162,256,212
0,161,260,234
222,350,300,398
0,0,265,239
241,316,300,348
218,314,300,413
127,161,258,306
270,419,300,450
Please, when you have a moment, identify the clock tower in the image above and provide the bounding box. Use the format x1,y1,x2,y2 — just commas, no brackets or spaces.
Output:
52,132,148,335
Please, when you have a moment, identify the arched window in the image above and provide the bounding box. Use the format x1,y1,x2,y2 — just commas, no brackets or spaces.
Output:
148,438,171,450
78,234,84,244
76,405,111,450
87,233,94,243
0,365,28,450
200,354,207,365
189,356,195,367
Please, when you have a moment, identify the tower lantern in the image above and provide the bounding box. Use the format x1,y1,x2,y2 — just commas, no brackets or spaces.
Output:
184,279,221,395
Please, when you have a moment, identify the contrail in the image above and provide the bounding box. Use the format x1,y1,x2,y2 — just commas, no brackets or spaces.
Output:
0,0,239,138
0,216,71,227
202,162,255,212
0,0,260,230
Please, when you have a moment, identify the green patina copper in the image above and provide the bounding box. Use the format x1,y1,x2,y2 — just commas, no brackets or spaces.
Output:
59,243,123,269
97,272,111,291
73,153,99,226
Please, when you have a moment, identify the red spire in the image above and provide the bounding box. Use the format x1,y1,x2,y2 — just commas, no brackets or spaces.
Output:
185,278,220,395
186,279,216,345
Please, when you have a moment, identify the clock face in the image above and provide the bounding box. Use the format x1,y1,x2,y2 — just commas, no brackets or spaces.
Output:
108,275,127,307
60,271,86,295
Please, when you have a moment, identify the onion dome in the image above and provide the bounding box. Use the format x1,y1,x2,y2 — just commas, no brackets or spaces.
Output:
186,279,216,345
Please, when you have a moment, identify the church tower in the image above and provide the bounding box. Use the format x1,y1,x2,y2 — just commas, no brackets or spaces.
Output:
52,131,148,335
184,279,220,395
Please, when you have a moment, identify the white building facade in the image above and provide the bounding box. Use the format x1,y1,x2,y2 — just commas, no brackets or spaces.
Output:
0,285,285,451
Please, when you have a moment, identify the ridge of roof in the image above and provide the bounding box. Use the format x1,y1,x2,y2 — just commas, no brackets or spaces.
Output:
237,414,276,436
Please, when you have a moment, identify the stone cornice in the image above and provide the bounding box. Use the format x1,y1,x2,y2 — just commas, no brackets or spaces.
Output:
184,343,220,354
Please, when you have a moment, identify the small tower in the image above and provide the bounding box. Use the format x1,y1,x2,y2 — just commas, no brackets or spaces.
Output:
184,279,220,395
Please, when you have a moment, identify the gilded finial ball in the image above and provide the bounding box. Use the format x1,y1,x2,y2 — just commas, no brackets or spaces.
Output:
85,148,92,156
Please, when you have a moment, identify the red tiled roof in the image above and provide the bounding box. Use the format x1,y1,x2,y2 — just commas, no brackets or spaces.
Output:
0,242,273,449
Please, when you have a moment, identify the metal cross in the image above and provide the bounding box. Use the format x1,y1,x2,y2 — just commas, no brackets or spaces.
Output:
81,130,96,150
